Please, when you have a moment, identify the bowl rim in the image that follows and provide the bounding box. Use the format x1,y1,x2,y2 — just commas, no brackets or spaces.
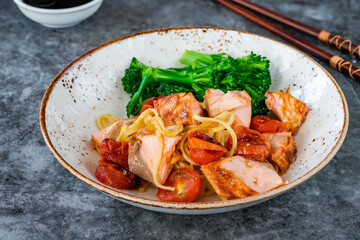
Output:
39,27,349,210
13,0,102,14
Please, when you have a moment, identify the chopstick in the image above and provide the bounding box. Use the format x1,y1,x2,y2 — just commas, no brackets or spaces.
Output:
215,0,360,82
230,0,360,59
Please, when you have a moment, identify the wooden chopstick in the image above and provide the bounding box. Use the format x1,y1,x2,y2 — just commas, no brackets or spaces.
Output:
229,0,360,59
216,0,360,82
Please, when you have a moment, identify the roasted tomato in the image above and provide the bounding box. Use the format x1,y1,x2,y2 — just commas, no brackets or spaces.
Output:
100,138,129,168
188,131,227,165
227,126,271,161
156,167,202,202
250,115,287,133
95,160,140,190
139,96,162,114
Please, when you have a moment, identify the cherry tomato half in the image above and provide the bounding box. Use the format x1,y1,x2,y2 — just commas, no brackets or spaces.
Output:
139,95,163,114
95,160,140,190
188,131,227,165
156,167,202,202
250,115,287,133
100,138,129,168
227,126,271,161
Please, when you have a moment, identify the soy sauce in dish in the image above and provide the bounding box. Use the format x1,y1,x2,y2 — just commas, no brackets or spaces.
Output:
23,0,92,9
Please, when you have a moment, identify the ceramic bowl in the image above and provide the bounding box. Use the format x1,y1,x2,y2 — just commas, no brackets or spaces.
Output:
40,27,348,214
13,0,103,28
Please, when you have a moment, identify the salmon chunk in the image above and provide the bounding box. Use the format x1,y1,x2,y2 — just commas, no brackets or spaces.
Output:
91,120,132,152
128,129,182,185
265,91,309,134
263,132,296,174
154,92,203,127
204,89,252,128
201,156,284,200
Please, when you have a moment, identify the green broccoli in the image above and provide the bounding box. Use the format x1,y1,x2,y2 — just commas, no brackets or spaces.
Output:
121,50,271,117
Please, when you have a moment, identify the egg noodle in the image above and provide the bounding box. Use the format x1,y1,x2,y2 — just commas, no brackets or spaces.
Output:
96,113,120,130
95,108,238,197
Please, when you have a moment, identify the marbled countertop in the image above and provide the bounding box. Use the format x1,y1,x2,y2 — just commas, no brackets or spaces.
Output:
1,0,359,239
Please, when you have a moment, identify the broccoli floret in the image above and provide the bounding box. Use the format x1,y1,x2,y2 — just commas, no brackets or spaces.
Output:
156,82,193,97
122,57,145,94
121,58,157,100
218,52,271,115
121,50,271,117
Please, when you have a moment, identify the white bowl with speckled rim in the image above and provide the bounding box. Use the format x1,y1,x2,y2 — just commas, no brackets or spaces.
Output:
40,27,348,214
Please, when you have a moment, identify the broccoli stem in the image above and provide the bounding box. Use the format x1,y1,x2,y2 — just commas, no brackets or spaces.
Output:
179,50,227,69
179,50,215,68
126,67,153,116
152,68,204,85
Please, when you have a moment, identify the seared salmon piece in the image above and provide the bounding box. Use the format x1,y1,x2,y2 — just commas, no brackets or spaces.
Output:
204,89,224,108
154,92,203,127
91,120,132,152
204,89,252,128
265,91,309,134
128,129,182,185
201,156,284,200
263,132,296,174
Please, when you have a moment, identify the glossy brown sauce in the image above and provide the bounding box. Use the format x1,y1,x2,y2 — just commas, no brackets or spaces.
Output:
23,0,92,9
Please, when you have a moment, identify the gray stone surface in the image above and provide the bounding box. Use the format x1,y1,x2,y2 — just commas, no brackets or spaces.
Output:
1,0,359,239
